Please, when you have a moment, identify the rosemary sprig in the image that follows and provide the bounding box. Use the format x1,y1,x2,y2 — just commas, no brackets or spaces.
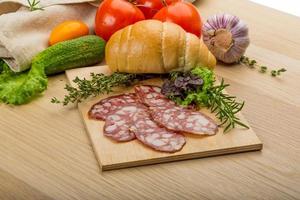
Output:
51,72,155,105
207,79,249,132
27,0,43,11
240,55,286,77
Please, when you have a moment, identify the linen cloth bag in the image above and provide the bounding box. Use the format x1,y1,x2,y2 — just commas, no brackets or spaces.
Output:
0,0,101,72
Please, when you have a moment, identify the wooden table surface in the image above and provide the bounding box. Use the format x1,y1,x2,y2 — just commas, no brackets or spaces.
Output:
0,0,299,199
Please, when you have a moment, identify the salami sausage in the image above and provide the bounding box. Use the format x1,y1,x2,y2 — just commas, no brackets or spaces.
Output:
131,111,186,152
91,84,217,151
150,106,218,135
134,85,175,107
103,104,146,142
88,93,137,120
104,104,186,151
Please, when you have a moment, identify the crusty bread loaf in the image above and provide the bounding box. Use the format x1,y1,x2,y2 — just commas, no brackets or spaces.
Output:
106,20,216,74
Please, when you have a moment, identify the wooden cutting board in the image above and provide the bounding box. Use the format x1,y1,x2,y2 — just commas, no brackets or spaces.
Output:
66,65,262,171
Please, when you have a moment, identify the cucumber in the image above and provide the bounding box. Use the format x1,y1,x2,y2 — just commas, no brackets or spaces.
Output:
32,35,106,75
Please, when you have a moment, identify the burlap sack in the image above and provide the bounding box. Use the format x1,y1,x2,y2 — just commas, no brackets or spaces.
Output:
0,0,100,72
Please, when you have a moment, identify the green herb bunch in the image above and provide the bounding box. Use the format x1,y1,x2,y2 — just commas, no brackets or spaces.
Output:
162,67,249,132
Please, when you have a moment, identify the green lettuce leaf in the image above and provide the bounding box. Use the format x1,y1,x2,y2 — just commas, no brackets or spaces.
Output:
0,59,47,105
177,67,215,107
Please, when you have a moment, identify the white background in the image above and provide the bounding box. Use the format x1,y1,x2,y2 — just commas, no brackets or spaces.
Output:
250,0,300,17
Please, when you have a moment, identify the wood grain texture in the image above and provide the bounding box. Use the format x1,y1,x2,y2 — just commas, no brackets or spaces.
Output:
66,66,262,171
0,168,54,200
0,0,299,199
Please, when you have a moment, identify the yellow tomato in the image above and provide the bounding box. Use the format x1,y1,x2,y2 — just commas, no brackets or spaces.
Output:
49,20,89,46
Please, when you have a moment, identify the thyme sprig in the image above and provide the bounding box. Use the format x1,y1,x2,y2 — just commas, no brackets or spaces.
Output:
51,72,155,105
240,56,286,77
207,79,249,132
27,0,43,11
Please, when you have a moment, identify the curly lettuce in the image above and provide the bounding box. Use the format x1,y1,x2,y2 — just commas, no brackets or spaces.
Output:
0,59,47,105
180,67,215,106
163,66,215,107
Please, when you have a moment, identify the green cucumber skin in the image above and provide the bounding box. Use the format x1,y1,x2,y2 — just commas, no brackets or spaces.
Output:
33,35,106,75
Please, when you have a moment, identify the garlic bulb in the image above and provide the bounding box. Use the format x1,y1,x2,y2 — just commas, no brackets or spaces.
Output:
202,13,250,64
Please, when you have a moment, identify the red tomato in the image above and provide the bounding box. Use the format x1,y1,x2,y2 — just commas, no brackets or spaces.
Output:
153,2,202,37
136,0,179,19
95,0,145,41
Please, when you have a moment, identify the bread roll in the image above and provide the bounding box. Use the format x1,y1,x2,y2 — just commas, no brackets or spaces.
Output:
106,20,216,74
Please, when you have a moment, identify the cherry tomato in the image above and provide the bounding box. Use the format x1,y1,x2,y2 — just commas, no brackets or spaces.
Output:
95,0,145,41
136,0,179,19
49,21,89,46
153,2,202,37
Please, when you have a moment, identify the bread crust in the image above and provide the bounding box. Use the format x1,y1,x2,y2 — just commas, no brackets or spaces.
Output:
106,20,216,73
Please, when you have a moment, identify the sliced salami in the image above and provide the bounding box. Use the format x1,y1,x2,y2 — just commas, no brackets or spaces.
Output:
88,93,137,120
150,106,218,135
103,104,146,142
131,111,186,153
134,85,176,107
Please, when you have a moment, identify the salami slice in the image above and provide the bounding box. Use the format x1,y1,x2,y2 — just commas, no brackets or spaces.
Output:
134,85,175,107
150,106,218,135
103,104,146,142
131,111,186,152
88,93,137,120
